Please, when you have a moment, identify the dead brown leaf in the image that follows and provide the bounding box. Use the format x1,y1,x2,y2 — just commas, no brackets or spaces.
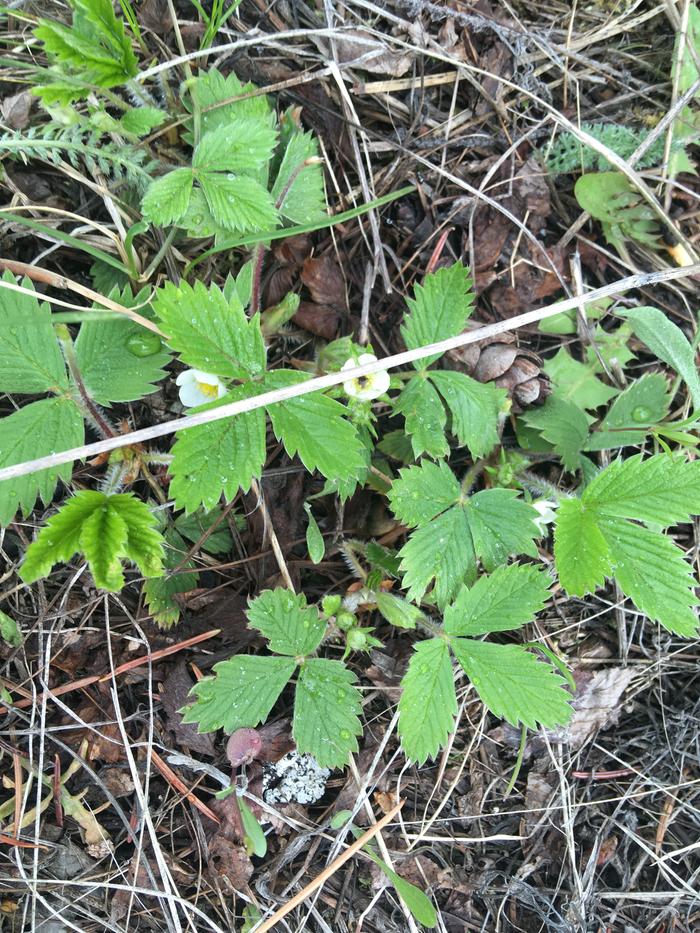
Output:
1,91,31,129
562,667,638,750
161,662,217,757
208,836,253,888
313,30,414,77
139,0,171,33
293,301,339,340
301,254,348,309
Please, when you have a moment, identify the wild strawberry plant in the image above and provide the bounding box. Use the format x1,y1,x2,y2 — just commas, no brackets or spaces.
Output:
2,2,700,776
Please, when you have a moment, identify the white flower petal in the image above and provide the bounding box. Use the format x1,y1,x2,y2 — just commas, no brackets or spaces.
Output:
531,499,558,535
176,369,226,407
341,354,388,401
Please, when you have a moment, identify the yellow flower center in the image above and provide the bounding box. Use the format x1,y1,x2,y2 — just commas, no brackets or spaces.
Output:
196,380,220,398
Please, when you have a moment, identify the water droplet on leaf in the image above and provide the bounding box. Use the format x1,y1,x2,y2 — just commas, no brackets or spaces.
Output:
126,332,162,357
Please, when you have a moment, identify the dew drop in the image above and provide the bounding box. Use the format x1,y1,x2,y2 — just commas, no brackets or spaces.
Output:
126,332,163,357
632,406,652,422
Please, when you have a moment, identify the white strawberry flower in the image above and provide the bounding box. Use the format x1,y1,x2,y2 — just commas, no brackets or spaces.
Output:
341,353,390,401
176,369,227,407
531,498,558,535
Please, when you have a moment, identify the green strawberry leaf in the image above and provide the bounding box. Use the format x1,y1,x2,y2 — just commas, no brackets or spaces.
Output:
398,638,457,763
293,658,362,768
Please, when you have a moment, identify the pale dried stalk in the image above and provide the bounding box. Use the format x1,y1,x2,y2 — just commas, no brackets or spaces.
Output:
0,264,697,485
253,800,404,933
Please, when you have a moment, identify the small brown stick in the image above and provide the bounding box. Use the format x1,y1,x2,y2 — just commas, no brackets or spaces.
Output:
53,754,64,828
149,750,221,825
97,628,221,681
0,629,220,714
254,800,404,932
0,257,164,335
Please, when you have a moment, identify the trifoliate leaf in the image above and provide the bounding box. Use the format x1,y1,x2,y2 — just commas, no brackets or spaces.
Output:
199,172,278,232
374,592,424,629
271,131,326,224
141,168,194,226
398,638,457,763
247,588,326,657
293,658,362,767
154,281,266,378
193,119,278,174
264,370,367,483
20,491,164,590
554,498,613,596
464,489,540,572
168,389,266,513
387,460,460,526
393,376,448,459
545,348,618,409
181,655,295,733
554,455,700,635
0,272,68,393
451,639,572,729
390,464,539,606
586,374,670,451
598,518,699,636
621,306,700,410
304,504,325,564
443,565,551,637
521,397,590,472
74,289,171,405
0,397,83,526
582,454,700,526
402,263,475,368
429,370,505,458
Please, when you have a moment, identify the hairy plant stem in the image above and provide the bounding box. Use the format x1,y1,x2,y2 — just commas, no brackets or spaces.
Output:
460,460,486,497
55,324,116,440
249,244,266,314
100,462,128,496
